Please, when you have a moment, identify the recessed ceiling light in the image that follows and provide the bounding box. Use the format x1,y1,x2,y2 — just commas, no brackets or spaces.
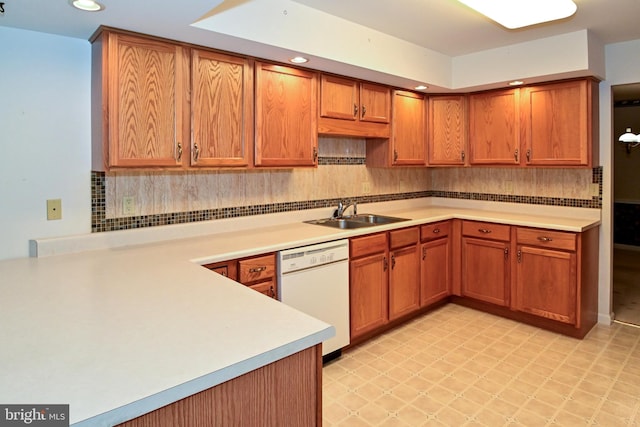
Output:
457,0,576,29
415,85,428,91
290,56,309,64
509,80,524,86
70,0,105,12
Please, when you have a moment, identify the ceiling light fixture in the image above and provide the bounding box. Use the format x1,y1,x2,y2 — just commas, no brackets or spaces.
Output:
509,80,524,86
70,0,105,12
457,0,577,29
619,128,640,154
289,56,309,64
415,85,428,91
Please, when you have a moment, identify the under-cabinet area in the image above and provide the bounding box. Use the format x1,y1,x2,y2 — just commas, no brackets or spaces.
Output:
90,27,599,172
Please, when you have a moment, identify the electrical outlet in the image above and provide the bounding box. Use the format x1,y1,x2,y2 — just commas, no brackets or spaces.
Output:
47,199,62,220
361,181,371,194
123,196,135,216
590,183,600,197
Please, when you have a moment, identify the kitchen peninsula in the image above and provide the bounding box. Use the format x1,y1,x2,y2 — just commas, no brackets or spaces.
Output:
1,198,600,426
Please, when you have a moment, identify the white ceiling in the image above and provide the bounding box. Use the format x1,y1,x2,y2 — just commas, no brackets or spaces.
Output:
2,0,640,95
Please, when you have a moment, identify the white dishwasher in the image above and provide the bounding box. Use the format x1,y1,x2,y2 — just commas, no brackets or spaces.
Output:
278,239,350,361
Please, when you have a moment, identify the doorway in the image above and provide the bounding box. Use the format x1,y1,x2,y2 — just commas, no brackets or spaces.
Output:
612,83,640,326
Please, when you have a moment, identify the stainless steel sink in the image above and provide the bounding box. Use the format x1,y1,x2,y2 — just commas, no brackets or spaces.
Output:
304,214,410,229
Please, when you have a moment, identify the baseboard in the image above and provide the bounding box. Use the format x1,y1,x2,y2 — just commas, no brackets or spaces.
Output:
614,243,640,252
598,312,614,325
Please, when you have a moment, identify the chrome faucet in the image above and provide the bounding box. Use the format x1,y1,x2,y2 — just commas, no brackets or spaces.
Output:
333,201,357,218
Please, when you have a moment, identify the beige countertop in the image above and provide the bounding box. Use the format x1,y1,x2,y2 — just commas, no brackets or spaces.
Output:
1,198,600,426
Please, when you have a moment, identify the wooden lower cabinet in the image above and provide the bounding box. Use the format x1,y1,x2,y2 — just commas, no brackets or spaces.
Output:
461,221,511,307
388,227,421,320
350,233,389,339
117,345,322,427
203,253,277,300
420,221,451,306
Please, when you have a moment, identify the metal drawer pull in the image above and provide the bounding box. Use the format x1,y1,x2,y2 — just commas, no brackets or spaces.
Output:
537,236,553,242
478,228,492,234
249,266,267,273
432,228,440,234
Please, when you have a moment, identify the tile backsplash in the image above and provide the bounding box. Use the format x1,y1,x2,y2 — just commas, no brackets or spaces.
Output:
91,137,602,233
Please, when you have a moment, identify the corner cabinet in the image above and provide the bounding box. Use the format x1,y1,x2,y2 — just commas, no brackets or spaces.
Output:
428,95,467,165
367,90,427,167
203,253,277,300
254,62,318,167
92,30,188,170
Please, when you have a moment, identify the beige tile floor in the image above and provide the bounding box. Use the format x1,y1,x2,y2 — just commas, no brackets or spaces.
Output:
322,304,640,426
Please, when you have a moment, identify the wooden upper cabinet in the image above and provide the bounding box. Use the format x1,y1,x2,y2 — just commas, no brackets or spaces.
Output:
190,49,253,168
92,30,188,170
318,74,390,138
255,62,318,167
366,90,426,167
428,95,467,165
521,79,598,167
468,88,520,165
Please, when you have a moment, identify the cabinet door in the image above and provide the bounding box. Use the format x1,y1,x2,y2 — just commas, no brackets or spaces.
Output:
521,79,593,167
191,49,253,167
469,89,520,165
428,95,467,165
350,252,389,339
461,237,510,306
360,83,391,123
248,279,278,300
319,74,358,121
255,62,318,167
392,90,427,165
515,246,577,324
421,238,450,306
107,33,187,168
389,244,420,320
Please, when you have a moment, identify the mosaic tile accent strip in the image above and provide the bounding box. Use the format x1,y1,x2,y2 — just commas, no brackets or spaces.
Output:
318,156,366,166
91,167,603,233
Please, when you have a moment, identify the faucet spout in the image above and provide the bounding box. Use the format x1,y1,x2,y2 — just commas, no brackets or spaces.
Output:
333,201,357,218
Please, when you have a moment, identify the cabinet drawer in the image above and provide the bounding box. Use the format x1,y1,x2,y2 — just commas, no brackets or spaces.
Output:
238,254,276,284
516,228,576,251
389,227,419,249
351,232,388,258
248,279,278,300
462,220,511,241
421,221,450,241
203,261,238,281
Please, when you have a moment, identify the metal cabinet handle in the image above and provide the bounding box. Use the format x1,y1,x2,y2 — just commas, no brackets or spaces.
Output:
313,147,318,163
514,148,519,163
537,236,553,242
353,103,358,117
176,142,183,161
269,286,276,298
193,142,200,162
517,249,522,263
432,228,440,234
393,149,398,162
504,247,509,260
391,254,396,269
383,257,388,271
249,266,267,273
422,247,427,260
526,149,531,163
478,228,492,234
461,151,465,161
361,105,367,118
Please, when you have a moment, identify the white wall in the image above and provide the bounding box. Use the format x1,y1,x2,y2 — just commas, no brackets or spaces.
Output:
0,27,92,260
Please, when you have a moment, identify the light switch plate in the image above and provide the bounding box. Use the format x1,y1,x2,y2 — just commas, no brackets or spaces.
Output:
47,199,62,220
590,183,600,197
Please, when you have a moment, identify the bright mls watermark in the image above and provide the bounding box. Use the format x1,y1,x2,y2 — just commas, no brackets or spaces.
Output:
0,405,68,426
